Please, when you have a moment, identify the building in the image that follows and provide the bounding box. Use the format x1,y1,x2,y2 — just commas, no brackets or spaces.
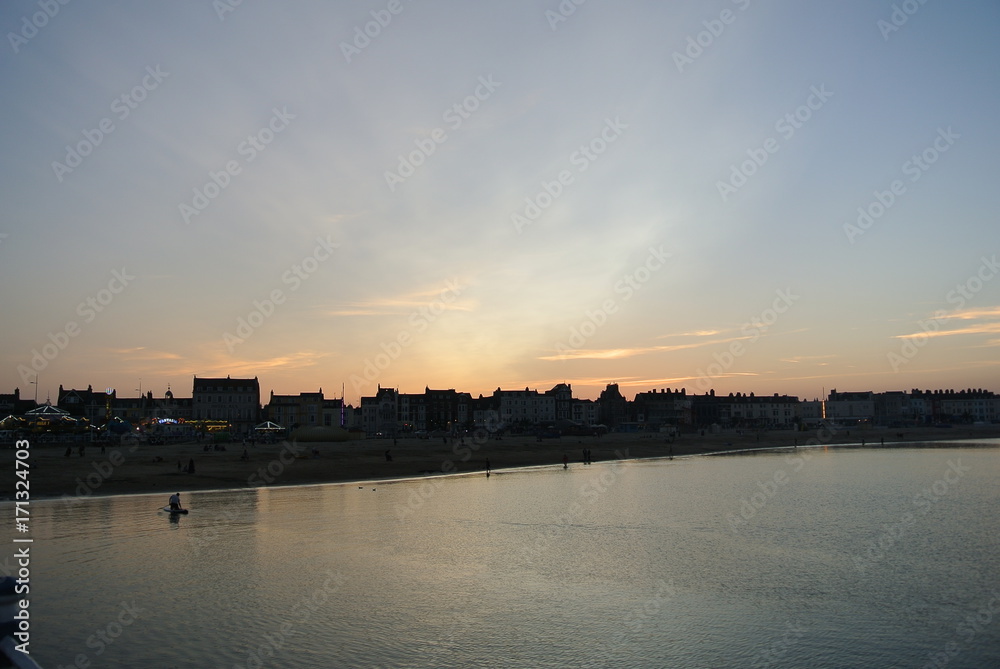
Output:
825,390,875,424
723,393,800,429
799,399,824,426
571,398,600,425
874,391,919,426
690,390,723,429
545,383,574,422
397,391,426,432
264,389,348,429
911,388,999,423
423,388,471,431
0,388,35,416
493,387,556,426
632,388,691,429
597,383,628,427
361,386,399,436
470,395,501,430
192,376,260,435
58,385,111,422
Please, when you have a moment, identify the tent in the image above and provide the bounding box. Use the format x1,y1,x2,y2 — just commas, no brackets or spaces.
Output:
0,415,26,429
104,416,132,434
254,421,285,432
25,403,70,417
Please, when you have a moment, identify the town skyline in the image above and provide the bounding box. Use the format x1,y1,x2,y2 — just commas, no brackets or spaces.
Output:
6,371,999,409
3,2,999,413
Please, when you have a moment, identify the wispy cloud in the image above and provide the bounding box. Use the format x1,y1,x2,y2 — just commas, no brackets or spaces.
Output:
539,335,750,361
949,306,1000,320
206,351,330,376
894,305,1000,340
324,282,473,317
107,347,182,361
779,354,837,364
895,323,1000,339
656,329,721,338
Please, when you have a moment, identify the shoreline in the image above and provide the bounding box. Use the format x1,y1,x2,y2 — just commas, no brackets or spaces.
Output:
4,425,999,503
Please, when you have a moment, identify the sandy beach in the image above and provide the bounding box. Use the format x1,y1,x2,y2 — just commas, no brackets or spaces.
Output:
4,424,999,502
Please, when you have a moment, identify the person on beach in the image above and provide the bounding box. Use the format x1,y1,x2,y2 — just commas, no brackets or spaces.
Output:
485,458,491,474
563,454,568,469
187,458,195,474
169,492,181,511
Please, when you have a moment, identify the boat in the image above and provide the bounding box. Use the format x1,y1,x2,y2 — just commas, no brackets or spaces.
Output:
161,507,189,515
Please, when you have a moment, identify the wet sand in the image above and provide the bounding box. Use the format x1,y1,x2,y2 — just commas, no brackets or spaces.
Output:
4,424,999,501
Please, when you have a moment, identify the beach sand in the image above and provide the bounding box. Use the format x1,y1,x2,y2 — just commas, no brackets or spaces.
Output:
4,424,999,501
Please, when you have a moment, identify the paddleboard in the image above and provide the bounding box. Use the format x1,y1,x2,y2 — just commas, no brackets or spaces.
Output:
162,506,189,515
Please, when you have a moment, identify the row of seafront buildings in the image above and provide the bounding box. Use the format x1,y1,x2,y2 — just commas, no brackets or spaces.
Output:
2,377,999,438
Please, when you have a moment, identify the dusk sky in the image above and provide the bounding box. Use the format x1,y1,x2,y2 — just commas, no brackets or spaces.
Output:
2,1,998,404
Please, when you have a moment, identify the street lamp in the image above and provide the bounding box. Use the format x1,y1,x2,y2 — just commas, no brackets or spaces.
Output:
30,374,38,405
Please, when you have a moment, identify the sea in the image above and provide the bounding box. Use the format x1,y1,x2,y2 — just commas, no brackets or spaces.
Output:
14,441,1000,668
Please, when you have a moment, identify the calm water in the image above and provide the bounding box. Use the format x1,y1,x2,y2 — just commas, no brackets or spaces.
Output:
15,443,1000,668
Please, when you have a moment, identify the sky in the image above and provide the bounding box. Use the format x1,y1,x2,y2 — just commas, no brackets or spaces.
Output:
2,0,999,405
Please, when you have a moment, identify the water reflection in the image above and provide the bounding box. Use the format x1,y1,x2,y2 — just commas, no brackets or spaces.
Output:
21,444,1000,668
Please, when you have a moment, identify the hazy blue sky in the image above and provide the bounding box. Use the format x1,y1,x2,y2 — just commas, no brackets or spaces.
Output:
2,0,998,403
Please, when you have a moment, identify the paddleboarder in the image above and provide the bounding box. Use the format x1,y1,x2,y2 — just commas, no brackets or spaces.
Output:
169,492,182,511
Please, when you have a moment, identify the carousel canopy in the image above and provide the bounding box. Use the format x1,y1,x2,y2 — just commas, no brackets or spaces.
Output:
0,415,27,428
25,403,70,417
